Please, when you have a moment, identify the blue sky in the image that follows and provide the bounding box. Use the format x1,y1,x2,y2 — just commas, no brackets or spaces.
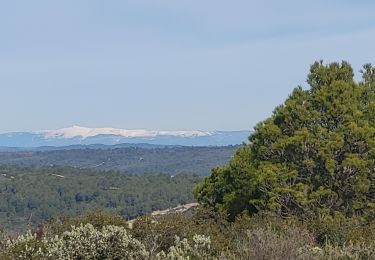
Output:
1,0,375,132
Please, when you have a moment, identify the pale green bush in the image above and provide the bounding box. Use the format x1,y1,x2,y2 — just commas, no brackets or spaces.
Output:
2,225,215,260
47,224,149,260
1,231,45,260
156,234,212,260
2,224,148,260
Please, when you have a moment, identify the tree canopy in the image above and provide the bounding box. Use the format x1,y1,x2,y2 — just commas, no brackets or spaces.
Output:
0,166,200,232
195,61,375,220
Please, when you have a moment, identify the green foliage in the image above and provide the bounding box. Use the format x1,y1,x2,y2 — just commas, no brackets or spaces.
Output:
307,213,375,247
0,231,45,260
299,243,375,260
0,166,200,232
1,224,149,260
45,211,130,236
156,235,212,260
132,214,193,254
2,210,375,259
223,225,315,260
46,224,148,260
195,61,375,220
131,209,230,256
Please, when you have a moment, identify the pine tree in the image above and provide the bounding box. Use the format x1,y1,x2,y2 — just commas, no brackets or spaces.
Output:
195,61,375,220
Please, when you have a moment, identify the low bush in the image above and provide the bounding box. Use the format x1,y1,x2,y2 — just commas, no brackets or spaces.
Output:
1,224,148,260
2,210,375,259
309,213,375,246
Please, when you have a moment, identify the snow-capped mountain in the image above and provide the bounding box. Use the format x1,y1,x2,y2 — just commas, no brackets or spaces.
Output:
39,126,213,139
0,126,249,148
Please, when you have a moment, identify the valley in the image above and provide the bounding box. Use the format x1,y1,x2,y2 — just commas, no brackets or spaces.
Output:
0,145,239,175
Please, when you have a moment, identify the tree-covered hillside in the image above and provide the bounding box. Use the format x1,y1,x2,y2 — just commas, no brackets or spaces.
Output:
0,166,201,232
0,146,239,176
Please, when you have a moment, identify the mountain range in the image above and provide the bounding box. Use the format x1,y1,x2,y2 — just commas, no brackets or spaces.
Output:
0,126,249,148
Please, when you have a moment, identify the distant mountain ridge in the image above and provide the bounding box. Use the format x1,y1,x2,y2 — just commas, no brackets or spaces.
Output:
0,126,249,148
39,125,212,138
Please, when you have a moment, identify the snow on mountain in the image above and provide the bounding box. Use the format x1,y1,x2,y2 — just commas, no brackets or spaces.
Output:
37,126,214,139
0,126,249,148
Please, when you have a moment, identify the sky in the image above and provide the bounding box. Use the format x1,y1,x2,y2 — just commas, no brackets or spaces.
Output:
1,0,375,132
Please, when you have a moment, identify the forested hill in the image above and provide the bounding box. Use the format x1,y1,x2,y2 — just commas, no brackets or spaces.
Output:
0,146,239,175
0,166,201,233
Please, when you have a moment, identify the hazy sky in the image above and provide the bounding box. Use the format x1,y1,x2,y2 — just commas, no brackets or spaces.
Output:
1,0,375,132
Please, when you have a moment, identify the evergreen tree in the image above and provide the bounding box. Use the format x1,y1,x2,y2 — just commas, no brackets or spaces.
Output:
195,61,375,220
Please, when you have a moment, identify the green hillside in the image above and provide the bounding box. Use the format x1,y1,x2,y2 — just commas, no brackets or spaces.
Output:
0,166,201,232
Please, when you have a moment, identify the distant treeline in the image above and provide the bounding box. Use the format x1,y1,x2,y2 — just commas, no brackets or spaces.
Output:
0,146,239,176
0,165,201,232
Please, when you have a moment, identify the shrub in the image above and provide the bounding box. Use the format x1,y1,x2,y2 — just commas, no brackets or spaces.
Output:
156,234,212,260
45,224,148,260
132,210,231,256
308,214,375,246
0,231,45,260
224,224,315,260
1,224,148,260
131,213,193,256
45,211,129,236
298,243,375,259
